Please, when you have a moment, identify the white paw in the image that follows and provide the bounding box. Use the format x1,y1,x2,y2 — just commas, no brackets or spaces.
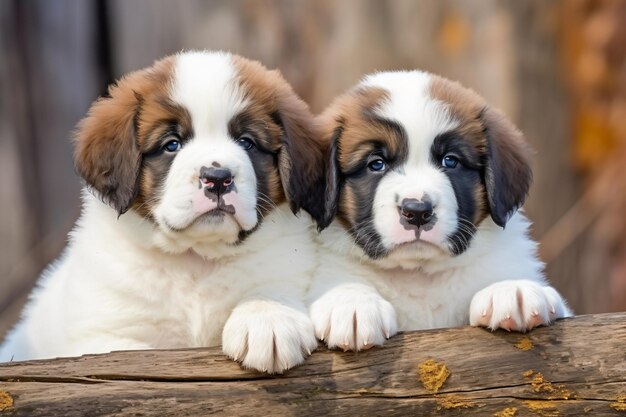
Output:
310,284,398,351
222,300,317,374
469,280,572,332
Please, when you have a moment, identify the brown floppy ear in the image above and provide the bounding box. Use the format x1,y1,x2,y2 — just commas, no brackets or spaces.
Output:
275,89,328,228
73,85,142,215
320,120,342,230
481,106,533,227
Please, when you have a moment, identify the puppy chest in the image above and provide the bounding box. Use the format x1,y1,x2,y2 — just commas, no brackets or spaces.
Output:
374,270,472,331
149,277,237,348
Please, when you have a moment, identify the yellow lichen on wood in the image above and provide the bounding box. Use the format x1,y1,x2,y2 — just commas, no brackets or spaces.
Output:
523,370,574,400
436,394,477,410
417,359,450,393
524,400,560,417
514,337,534,351
494,407,518,417
0,391,14,412
610,394,626,412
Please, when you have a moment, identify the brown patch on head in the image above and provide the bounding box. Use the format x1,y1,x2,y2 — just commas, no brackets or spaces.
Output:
430,74,532,227
232,56,326,224
318,85,410,229
320,87,403,173
74,55,192,217
430,75,488,159
430,74,486,122
430,75,491,227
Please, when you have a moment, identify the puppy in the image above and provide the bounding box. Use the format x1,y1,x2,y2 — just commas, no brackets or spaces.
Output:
0,51,326,373
309,71,572,351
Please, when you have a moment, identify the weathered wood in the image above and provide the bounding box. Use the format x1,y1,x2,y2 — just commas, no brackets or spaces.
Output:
0,313,624,416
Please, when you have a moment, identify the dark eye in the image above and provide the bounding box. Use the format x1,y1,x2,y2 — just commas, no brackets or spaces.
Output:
368,158,386,172
237,135,255,151
442,154,459,169
163,139,182,153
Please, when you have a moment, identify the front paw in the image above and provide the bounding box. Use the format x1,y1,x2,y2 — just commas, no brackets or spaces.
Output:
469,280,572,332
310,284,398,351
222,300,317,374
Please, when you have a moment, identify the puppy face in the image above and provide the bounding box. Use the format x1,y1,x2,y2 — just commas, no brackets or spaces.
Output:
74,51,324,252
320,71,532,263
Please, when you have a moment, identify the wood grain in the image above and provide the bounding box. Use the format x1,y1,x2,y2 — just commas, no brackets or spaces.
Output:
0,313,624,416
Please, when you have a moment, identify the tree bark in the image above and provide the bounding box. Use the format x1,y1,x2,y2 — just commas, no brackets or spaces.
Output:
1,313,625,416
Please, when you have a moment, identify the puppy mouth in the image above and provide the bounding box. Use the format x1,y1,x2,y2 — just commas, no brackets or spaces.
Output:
162,206,242,233
390,237,443,251
198,207,235,220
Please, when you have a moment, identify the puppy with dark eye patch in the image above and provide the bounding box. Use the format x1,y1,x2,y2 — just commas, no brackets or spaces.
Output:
308,71,572,352
0,51,328,374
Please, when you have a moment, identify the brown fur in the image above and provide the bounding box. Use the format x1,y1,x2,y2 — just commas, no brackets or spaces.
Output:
233,56,326,225
319,87,396,172
318,86,398,227
74,56,193,216
75,53,323,225
133,94,193,219
480,107,533,226
430,75,532,227
429,75,485,123
318,71,533,257
429,75,488,163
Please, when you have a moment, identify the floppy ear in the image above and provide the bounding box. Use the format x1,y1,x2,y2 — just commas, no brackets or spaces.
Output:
275,90,328,228
320,122,342,230
73,86,142,215
481,106,533,227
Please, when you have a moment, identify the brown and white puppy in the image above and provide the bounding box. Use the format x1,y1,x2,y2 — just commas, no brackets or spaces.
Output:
309,71,571,351
0,51,326,374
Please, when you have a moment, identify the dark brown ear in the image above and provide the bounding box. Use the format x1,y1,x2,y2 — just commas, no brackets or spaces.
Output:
481,106,533,227
320,121,342,230
73,85,142,215
275,89,328,228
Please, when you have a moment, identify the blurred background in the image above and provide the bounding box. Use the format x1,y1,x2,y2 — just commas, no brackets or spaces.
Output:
1,0,625,339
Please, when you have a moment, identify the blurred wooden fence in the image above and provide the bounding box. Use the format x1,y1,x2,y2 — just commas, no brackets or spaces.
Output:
1,0,624,340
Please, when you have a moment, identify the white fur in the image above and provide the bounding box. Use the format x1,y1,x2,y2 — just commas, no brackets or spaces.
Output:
172,51,247,136
366,70,462,256
0,51,318,374
310,71,572,351
155,52,256,249
363,71,457,166
311,212,566,337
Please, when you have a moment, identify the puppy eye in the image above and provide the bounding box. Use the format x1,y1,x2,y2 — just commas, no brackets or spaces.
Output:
163,139,182,153
237,134,255,151
368,158,386,172
442,154,459,169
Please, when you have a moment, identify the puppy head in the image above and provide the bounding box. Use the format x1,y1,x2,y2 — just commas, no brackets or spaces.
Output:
74,51,324,253
319,71,532,263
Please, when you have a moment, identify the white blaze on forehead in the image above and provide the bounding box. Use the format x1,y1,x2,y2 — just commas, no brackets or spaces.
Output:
171,51,248,139
361,71,458,166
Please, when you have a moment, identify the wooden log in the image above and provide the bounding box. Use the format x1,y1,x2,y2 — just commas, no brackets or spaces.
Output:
0,312,625,416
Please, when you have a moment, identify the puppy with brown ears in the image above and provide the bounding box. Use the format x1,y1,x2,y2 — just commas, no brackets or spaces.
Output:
309,71,572,351
0,51,327,374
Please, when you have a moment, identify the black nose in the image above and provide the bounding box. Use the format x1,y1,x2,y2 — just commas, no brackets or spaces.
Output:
199,167,233,194
400,200,434,227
